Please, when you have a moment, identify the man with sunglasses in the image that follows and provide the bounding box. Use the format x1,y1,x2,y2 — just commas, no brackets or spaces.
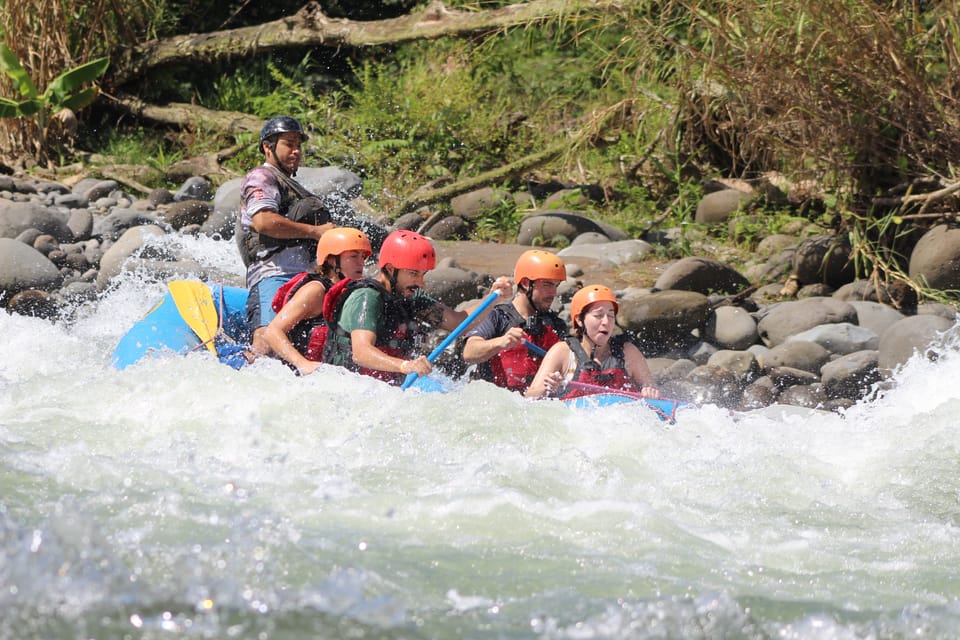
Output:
462,249,568,393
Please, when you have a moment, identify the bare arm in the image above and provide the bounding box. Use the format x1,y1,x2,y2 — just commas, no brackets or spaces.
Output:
350,329,431,377
251,210,334,241
261,281,326,374
524,342,571,399
623,341,659,398
461,326,526,364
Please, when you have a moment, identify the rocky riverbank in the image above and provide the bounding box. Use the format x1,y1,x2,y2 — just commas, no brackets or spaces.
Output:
2,166,958,412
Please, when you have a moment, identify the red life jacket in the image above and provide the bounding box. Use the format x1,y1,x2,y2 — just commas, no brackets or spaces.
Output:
561,335,635,400
485,305,565,391
270,272,334,361
321,278,419,384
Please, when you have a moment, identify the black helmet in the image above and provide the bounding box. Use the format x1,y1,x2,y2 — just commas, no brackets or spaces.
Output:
259,116,308,147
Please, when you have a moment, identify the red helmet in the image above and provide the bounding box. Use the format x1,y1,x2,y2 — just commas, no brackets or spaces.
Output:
316,227,372,266
571,284,619,328
514,250,566,285
378,230,436,271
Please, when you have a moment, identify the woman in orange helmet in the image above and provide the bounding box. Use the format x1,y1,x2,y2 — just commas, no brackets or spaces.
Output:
260,227,372,375
525,284,659,400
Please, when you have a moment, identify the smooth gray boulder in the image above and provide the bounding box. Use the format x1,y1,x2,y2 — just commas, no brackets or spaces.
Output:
877,314,956,376
654,256,751,295
908,224,960,291
759,340,832,375
96,225,167,288
792,234,855,287
849,300,905,336
557,239,653,266
785,322,879,355
757,297,858,347
425,266,481,307
517,211,628,246
705,305,758,350
694,189,753,224
0,201,73,241
820,350,881,400
618,289,712,355
0,238,61,299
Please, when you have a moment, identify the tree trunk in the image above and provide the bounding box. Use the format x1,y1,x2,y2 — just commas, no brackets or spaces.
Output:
106,93,262,135
108,0,605,87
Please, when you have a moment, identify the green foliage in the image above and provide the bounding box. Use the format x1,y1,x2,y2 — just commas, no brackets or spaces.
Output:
672,1,960,192
0,43,108,120
332,45,510,200
95,126,180,177
473,196,523,243
205,55,325,118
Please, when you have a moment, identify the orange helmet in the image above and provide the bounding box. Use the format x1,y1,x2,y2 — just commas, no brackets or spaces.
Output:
570,284,619,327
316,227,372,266
514,250,566,285
378,230,436,271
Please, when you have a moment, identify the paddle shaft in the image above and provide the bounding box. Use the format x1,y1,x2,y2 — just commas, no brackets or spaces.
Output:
524,339,547,357
565,379,645,400
400,291,501,390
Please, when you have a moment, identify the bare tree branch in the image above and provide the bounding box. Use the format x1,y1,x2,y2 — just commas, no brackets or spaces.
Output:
109,0,602,87
871,179,960,214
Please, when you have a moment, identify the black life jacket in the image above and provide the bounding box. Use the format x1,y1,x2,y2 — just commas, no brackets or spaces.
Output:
270,272,334,361
321,278,422,384
236,165,332,267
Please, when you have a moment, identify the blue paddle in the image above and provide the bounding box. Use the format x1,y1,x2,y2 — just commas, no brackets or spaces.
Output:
400,291,501,390
524,339,547,357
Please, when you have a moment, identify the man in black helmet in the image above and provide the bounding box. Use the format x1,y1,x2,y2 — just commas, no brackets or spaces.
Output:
238,116,336,354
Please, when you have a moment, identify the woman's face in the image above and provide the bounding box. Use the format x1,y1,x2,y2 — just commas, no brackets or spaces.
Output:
336,249,368,279
580,301,617,345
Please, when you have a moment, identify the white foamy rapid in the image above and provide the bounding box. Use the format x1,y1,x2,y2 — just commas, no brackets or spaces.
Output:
2,235,960,639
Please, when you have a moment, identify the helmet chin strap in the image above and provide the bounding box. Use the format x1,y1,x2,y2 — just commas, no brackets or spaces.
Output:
264,140,293,176
520,280,540,315
383,266,399,293
576,315,605,362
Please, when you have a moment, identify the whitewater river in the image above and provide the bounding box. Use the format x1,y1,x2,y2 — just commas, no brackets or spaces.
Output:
3,235,960,639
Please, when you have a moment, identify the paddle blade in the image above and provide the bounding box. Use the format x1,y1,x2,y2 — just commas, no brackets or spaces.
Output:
401,290,501,390
168,280,219,354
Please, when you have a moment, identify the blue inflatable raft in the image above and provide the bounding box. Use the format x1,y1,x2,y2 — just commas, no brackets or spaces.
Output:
564,392,688,423
112,283,250,370
112,282,689,420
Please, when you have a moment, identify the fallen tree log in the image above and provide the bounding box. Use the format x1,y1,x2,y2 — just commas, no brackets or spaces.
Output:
105,93,263,136
108,0,609,87
409,142,567,231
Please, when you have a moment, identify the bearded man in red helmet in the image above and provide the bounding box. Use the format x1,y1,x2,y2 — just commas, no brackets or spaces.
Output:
322,230,513,385
461,249,569,393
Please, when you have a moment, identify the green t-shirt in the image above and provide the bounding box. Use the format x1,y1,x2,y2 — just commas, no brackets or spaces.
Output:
326,283,445,369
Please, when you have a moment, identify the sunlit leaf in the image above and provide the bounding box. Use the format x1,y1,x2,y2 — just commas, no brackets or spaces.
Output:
0,43,38,99
43,57,109,106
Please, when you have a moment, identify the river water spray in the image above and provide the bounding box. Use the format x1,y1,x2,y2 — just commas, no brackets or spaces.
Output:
2,236,960,639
